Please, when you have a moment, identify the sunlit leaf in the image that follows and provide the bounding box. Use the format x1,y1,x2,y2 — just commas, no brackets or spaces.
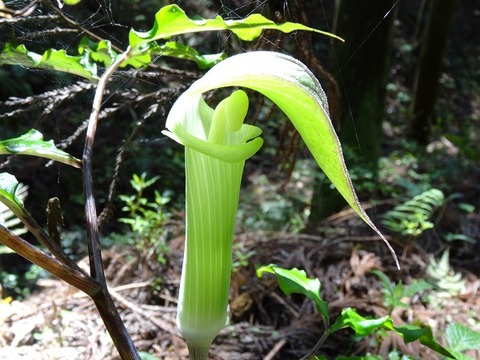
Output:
129,4,343,47
0,129,81,168
0,180,28,236
78,37,224,69
330,307,394,336
150,41,226,69
0,173,27,224
257,264,329,324
0,43,98,81
164,51,398,267
329,308,454,358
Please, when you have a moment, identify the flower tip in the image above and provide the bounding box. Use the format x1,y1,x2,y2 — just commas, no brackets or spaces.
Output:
208,90,250,144
225,90,249,133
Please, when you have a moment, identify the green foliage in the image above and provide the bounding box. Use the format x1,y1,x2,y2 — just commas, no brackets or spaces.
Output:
232,245,255,273
258,265,455,359
0,181,28,238
0,130,81,168
0,173,26,214
128,5,342,47
0,43,99,81
0,4,342,81
378,150,434,198
444,322,480,360
78,36,225,70
257,264,329,324
118,173,171,264
382,188,444,237
0,264,44,299
427,249,466,297
371,270,432,312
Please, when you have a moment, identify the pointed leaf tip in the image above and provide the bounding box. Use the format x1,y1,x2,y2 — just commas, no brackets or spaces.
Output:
167,51,398,268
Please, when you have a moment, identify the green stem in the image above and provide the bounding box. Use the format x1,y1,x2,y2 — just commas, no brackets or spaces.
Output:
187,344,210,360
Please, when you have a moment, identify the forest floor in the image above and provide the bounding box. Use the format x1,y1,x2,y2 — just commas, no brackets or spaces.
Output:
1,203,479,360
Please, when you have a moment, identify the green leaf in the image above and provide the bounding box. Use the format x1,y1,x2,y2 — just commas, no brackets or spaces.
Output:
150,42,226,69
328,308,455,359
0,43,98,81
78,37,117,67
382,189,444,238
64,0,82,5
257,264,329,324
0,173,27,223
336,356,382,360
445,322,480,353
78,36,224,70
443,233,475,243
394,324,456,358
164,51,398,267
129,5,343,48
401,279,432,298
0,130,81,168
371,270,395,293
329,308,394,336
0,180,28,236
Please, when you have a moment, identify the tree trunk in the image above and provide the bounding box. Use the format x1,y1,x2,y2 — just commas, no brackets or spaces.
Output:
309,0,397,222
407,0,458,145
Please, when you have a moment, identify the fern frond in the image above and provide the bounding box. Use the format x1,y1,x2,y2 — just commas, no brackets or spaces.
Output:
382,188,444,237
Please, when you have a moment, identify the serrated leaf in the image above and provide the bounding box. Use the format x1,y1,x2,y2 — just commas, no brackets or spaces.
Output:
257,264,329,323
383,189,444,237
0,129,81,168
0,43,98,81
329,307,394,336
445,322,480,353
129,5,343,48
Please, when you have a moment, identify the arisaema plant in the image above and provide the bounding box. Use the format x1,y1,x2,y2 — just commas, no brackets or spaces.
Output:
163,51,399,358
0,4,398,359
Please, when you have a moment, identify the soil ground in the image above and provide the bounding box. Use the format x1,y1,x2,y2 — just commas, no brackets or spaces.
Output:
1,208,479,360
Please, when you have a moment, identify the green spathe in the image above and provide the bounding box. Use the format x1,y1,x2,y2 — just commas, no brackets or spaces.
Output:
163,51,398,358
166,90,262,354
